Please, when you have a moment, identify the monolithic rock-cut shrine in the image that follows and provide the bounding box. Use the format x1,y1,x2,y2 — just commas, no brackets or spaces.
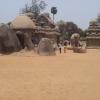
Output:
87,15,100,47
10,12,60,49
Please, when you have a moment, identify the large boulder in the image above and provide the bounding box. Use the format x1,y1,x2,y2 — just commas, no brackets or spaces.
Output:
0,24,21,54
38,38,56,56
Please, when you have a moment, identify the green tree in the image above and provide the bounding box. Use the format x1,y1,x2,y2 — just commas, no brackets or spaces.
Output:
57,20,69,40
57,20,66,34
57,21,83,39
65,22,79,36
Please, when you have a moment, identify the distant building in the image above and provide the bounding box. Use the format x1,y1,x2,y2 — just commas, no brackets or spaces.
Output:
87,15,100,47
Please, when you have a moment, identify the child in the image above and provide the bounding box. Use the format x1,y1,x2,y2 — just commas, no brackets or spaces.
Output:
64,45,67,53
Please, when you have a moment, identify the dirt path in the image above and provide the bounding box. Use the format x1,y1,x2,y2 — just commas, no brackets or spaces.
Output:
0,49,100,100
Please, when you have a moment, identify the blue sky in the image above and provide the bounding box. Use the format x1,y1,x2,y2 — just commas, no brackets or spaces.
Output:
0,0,100,29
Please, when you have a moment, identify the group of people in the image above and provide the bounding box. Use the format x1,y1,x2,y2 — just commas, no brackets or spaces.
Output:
53,40,69,54
58,41,68,54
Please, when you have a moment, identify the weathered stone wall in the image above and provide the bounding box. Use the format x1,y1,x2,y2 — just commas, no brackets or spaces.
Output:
87,38,100,47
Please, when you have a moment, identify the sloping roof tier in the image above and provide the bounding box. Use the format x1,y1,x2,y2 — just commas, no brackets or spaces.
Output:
36,14,54,26
88,29,100,32
34,31,60,35
87,36,100,39
45,32,60,35
10,15,36,30
35,26,57,32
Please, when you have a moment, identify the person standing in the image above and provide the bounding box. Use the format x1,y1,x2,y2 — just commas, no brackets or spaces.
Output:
63,40,68,53
58,43,62,54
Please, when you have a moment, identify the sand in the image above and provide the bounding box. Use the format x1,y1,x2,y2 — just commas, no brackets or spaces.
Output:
0,49,100,100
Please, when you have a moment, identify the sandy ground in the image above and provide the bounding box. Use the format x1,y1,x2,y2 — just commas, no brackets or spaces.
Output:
0,49,100,100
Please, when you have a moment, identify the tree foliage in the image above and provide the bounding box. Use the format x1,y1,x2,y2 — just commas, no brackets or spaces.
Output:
57,21,85,39
21,0,47,18
57,20,66,34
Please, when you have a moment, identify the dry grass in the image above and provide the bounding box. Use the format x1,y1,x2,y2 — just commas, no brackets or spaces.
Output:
0,49,100,100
